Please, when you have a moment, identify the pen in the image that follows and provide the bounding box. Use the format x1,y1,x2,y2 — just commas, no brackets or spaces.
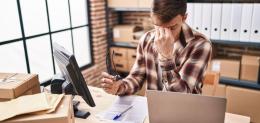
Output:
113,105,133,120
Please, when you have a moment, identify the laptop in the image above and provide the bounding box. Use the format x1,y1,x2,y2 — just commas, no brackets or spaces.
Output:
146,90,226,123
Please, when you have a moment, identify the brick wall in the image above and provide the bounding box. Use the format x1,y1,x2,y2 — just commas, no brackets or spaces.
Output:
122,12,150,26
215,44,260,58
81,0,107,87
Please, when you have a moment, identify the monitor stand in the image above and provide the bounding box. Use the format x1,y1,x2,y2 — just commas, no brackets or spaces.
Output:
63,83,91,119
73,100,91,119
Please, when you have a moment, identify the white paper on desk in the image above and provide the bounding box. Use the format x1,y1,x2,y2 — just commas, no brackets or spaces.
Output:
96,96,148,123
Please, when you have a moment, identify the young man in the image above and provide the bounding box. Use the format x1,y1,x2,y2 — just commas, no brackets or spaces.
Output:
101,0,212,95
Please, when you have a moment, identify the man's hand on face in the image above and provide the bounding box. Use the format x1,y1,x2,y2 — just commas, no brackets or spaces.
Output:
154,27,176,60
101,72,122,95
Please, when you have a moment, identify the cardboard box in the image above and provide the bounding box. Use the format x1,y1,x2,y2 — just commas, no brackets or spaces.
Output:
112,59,129,72
240,55,260,82
127,49,137,62
110,47,128,61
110,47,129,72
128,49,137,70
0,73,40,100
110,47,138,72
108,0,139,8
139,0,153,8
202,84,227,97
203,71,219,85
113,25,143,43
214,84,226,97
208,59,240,79
0,85,40,102
109,47,138,72
202,71,220,96
3,95,74,123
226,86,260,123
202,85,215,96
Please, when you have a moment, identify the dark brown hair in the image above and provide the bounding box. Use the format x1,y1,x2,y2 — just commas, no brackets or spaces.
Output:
152,0,187,24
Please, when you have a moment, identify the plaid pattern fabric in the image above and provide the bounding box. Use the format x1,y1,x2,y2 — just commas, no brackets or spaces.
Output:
117,23,212,95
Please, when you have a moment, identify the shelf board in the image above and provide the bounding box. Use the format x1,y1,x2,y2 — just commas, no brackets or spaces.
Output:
220,77,260,90
211,39,260,47
109,7,150,12
110,39,260,49
113,71,260,90
110,42,137,48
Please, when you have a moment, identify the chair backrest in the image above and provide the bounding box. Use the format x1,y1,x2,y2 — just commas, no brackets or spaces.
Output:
202,71,220,96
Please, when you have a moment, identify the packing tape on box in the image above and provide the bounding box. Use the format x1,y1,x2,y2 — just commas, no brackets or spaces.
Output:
0,79,20,84
0,73,19,84
113,29,120,38
212,61,221,72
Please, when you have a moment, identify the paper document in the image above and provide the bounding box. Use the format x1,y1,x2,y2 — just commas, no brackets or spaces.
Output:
31,93,64,114
97,96,148,123
0,93,64,121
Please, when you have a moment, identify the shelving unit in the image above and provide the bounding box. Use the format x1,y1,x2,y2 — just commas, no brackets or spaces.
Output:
220,77,260,90
105,0,260,90
211,40,260,48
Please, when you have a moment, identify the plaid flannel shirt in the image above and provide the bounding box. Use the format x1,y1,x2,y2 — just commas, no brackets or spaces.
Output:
116,23,212,95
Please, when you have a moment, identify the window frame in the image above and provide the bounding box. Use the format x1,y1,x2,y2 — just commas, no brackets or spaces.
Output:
0,0,94,82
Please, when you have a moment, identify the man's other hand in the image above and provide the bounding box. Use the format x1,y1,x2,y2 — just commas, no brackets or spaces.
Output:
101,72,122,95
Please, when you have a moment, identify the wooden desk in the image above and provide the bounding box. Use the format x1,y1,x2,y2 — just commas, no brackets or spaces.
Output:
75,86,250,123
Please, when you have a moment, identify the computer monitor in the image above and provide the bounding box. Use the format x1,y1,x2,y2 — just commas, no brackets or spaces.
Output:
53,43,95,110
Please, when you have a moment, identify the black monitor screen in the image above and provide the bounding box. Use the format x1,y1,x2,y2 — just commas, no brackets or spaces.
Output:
53,43,95,107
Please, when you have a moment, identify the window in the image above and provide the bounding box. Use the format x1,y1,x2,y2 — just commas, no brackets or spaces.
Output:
0,0,92,82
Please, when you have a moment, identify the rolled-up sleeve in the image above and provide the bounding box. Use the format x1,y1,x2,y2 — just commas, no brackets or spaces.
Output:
116,34,148,96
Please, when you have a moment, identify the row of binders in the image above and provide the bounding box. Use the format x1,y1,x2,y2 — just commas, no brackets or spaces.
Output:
186,3,260,42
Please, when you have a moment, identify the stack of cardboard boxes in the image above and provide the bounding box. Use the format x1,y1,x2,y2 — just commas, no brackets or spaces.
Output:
203,82,260,123
208,55,260,83
206,55,260,123
0,73,40,101
0,73,74,123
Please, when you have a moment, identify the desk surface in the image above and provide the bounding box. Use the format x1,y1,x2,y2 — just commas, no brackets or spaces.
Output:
75,86,250,123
